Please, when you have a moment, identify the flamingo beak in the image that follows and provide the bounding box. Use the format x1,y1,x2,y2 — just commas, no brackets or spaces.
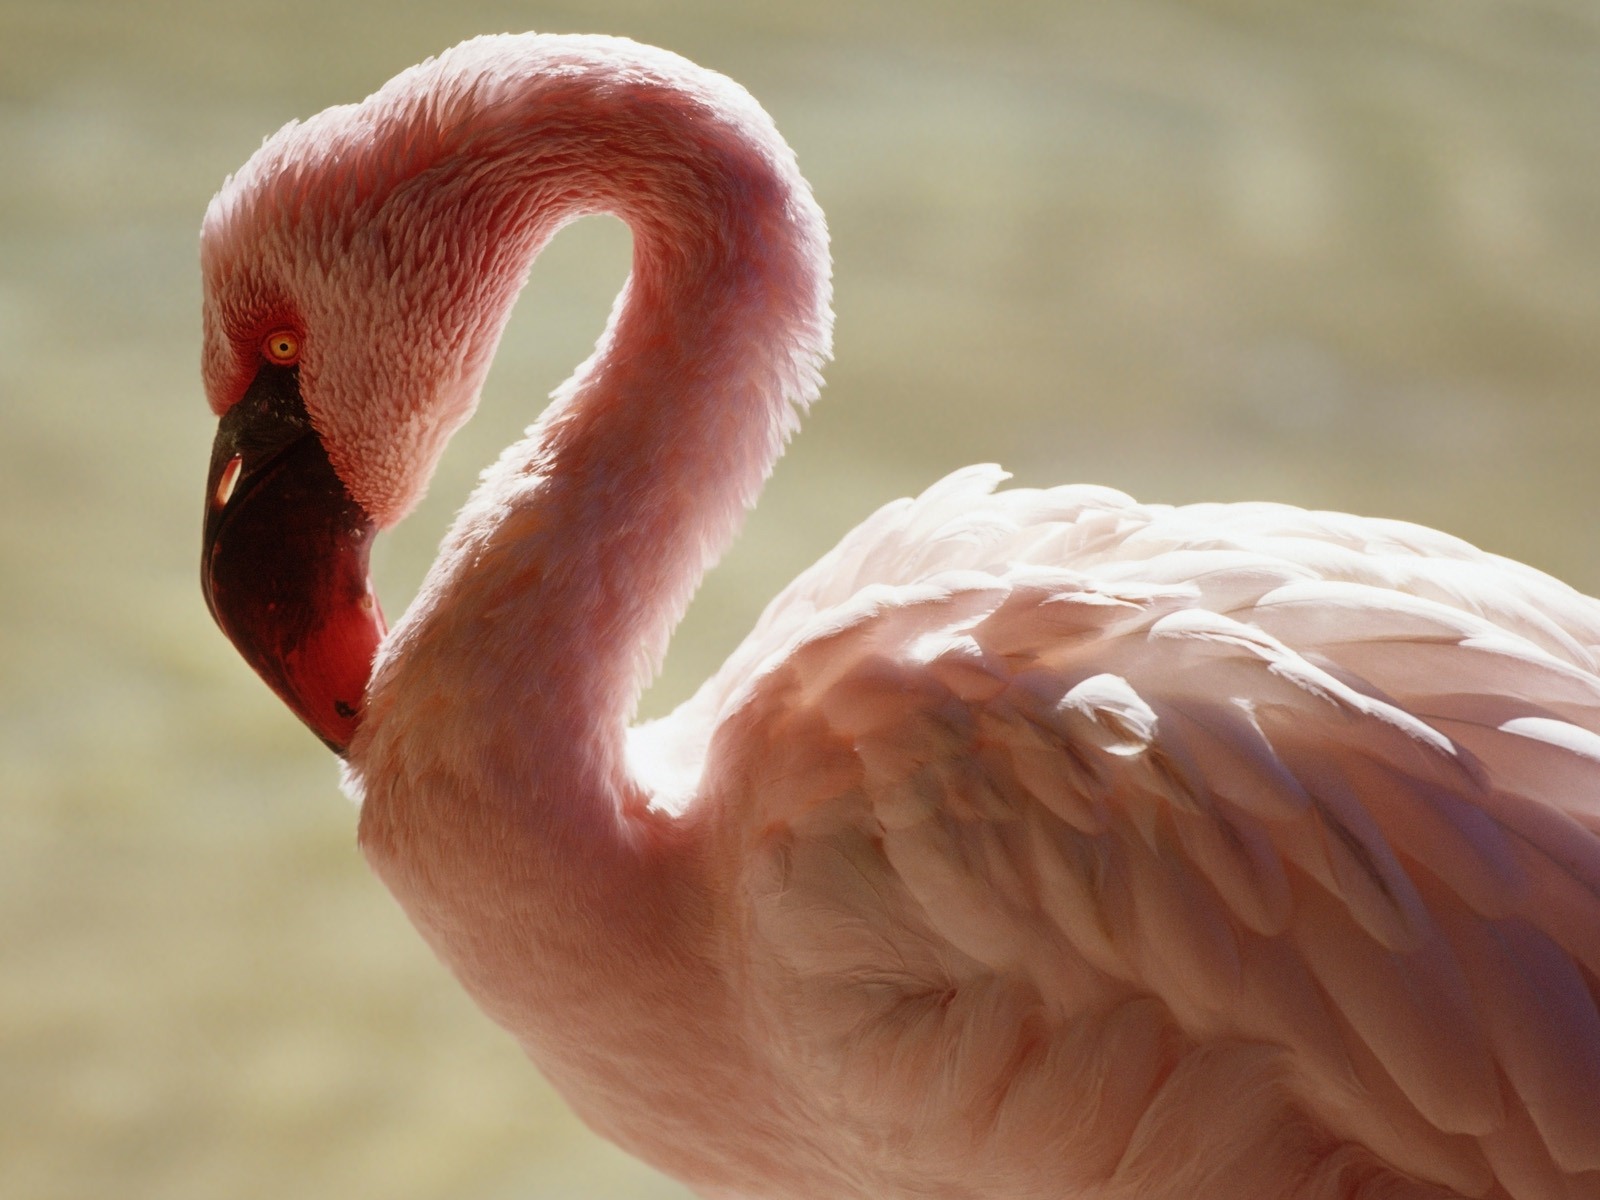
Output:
201,364,387,755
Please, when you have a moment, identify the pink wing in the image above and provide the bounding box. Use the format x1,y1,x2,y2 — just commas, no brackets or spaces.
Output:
693,468,1600,1199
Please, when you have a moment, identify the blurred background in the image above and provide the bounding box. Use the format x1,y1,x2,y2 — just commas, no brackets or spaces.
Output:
4,1,1599,1197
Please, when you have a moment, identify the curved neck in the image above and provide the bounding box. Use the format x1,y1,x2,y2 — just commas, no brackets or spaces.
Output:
354,38,831,800
342,43,828,1171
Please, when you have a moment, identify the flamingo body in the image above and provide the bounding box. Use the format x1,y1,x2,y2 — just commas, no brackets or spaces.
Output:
199,34,1600,1200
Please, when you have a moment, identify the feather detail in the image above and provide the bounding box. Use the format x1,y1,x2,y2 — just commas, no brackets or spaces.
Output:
702,476,1600,1197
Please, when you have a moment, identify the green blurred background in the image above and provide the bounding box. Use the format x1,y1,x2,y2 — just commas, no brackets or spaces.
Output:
4,2,1599,1197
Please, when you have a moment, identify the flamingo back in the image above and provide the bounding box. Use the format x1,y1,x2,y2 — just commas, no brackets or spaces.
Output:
653,466,1600,1199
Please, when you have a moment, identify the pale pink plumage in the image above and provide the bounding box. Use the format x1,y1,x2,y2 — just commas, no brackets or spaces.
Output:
199,33,1600,1200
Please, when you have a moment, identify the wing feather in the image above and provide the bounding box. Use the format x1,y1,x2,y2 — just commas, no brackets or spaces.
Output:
684,472,1600,1197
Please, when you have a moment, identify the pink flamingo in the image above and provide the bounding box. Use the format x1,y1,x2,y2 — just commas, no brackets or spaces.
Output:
199,33,1600,1200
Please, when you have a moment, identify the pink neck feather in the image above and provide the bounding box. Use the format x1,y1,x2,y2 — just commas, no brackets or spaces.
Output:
269,37,833,1141
284,34,835,790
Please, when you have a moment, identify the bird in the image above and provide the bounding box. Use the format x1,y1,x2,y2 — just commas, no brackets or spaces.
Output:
197,32,1600,1200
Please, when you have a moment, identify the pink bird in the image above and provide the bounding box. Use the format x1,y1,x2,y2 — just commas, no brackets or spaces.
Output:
199,33,1600,1200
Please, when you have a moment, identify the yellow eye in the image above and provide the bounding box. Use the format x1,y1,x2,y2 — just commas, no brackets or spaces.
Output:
262,329,300,364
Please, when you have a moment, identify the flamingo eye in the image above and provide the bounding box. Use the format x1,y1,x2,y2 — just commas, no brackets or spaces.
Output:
262,329,300,364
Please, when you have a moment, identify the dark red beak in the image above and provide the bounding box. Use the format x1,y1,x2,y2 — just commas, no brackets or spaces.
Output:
201,364,387,755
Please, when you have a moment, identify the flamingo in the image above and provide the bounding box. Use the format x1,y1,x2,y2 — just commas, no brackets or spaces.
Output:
198,33,1600,1200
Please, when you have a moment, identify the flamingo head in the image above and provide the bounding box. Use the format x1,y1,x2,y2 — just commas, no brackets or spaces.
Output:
198,57,520,753
199,336,387,756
